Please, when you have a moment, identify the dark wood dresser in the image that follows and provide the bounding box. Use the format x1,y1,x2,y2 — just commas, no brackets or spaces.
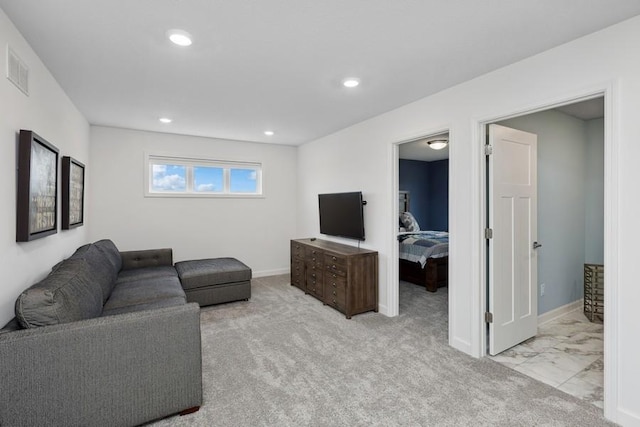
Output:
290,238,378,318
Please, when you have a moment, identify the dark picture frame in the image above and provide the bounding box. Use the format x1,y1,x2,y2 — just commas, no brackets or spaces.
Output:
16,130,59,241
62,156,85,229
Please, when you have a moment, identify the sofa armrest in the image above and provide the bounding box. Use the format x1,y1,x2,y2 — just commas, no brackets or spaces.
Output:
120,248,173,270
0,303,202,427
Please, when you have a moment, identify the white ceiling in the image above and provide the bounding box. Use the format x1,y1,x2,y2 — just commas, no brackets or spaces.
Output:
556,97,605,120
1,1,638,146
399,134,449,162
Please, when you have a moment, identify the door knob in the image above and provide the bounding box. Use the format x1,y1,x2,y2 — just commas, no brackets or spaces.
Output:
533,241,542,249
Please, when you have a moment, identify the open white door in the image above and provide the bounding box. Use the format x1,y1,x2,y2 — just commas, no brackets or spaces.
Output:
488,124,538,356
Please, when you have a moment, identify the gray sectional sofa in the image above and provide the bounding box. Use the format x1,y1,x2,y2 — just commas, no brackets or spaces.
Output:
0,239,203,427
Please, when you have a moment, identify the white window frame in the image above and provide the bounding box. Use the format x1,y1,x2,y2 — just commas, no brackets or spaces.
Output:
144,153,263,198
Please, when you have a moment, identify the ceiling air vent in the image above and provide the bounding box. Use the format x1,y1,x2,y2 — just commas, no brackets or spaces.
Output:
7,46,29,96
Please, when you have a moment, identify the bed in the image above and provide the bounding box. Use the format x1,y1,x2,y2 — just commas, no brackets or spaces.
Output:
398,214,449,292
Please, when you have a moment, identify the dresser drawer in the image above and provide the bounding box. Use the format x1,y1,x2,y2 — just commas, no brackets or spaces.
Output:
306,247,324,266
324,253,346,269
325,271,346,289
306,269,323,283
306,272,323,298
325,260,347,276
291,258,304,286
325,285,345,310
291,241,305,259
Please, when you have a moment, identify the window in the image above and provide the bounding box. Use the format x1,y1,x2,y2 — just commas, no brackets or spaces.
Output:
146,154,262,197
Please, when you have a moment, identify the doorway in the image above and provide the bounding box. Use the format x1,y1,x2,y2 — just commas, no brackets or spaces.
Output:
396,133,450,321
485,97,605,408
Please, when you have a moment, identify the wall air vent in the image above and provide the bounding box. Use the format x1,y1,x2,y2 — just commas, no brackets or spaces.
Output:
7,46,29,96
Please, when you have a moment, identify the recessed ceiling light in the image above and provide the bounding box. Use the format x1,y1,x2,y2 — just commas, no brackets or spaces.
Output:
264,130,275,136
167,29,192,47
159,117,172,124
342,78,360,88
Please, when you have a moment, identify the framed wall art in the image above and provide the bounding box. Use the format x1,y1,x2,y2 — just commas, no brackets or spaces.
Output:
16,130,59,241
61,156,85,229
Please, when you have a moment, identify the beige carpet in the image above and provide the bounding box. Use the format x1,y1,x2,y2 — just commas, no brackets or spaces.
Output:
149,275,614,426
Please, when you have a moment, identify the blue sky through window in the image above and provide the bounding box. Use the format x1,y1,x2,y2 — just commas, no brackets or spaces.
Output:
194,167,223,192
152,164,186,191
149,158,261,195
230,168,257,193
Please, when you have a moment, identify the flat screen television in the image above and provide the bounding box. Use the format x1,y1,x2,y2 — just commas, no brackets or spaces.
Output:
318,191,365,241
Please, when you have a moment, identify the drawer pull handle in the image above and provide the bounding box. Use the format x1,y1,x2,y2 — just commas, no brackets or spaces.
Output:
332,274,337,278
333,299,336,304
332,256,337,261
332,264,336,270
333,291,336,295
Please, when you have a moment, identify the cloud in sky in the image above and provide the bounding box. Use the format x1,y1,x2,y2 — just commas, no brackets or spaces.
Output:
152,165,186,190
153,174,186,190
196,183,216,192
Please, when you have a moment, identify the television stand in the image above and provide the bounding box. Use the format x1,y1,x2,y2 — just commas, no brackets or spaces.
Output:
290,238,378,318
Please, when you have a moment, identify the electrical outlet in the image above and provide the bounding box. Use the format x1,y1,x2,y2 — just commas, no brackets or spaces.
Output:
540,283,546,296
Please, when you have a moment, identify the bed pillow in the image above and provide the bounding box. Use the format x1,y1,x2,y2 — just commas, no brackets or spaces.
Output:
400,212,420,232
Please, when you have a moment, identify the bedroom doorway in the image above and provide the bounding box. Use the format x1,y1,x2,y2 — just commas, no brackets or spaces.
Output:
484,96,605,408
396,132,450,322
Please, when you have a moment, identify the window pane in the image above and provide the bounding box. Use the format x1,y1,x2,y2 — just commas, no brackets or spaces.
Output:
194,166,223,192
230,168,258,193
152,164,186,191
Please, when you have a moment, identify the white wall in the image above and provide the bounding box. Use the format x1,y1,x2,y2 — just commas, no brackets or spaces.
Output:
586,118,605,264
297,15,640,425
0,10,90,326
89,126,297,276
498,110,590,315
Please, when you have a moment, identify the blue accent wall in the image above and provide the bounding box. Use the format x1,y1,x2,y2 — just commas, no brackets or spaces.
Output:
399,159,448,231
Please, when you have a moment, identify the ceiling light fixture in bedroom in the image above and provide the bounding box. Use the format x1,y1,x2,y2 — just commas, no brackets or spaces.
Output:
426,137,448,150
168,29,192,46
342,78,360,88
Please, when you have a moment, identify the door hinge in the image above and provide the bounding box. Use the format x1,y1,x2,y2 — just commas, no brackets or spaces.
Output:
485,228,493,239
485,312,493,323
485,145,493,156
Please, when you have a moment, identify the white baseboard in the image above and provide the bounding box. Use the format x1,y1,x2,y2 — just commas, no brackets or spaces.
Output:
614,407,640,427
538,298,584,326
252,268,289,278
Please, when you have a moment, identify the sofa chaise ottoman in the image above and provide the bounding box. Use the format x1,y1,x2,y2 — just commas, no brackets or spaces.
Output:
175,257,252,307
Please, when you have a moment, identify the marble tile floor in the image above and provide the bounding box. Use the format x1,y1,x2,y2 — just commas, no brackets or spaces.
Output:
489,309,604,409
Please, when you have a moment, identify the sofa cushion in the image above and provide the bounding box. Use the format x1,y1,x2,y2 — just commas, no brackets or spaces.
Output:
103,276,186,312
94,239,122,273
69,244,118,302
100,297,187,317
15,259,103,328
116,266,178,285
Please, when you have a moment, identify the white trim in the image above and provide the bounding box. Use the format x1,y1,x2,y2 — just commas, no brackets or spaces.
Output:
602,80,619,423
537,299,584,326
143,152,263,197
475,81,619,422
386,142,400,317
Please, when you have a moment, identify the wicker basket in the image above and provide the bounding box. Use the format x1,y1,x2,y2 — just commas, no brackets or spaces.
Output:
583,263,604,323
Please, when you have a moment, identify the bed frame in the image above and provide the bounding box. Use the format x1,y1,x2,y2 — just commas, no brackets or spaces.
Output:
399,256,448,292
